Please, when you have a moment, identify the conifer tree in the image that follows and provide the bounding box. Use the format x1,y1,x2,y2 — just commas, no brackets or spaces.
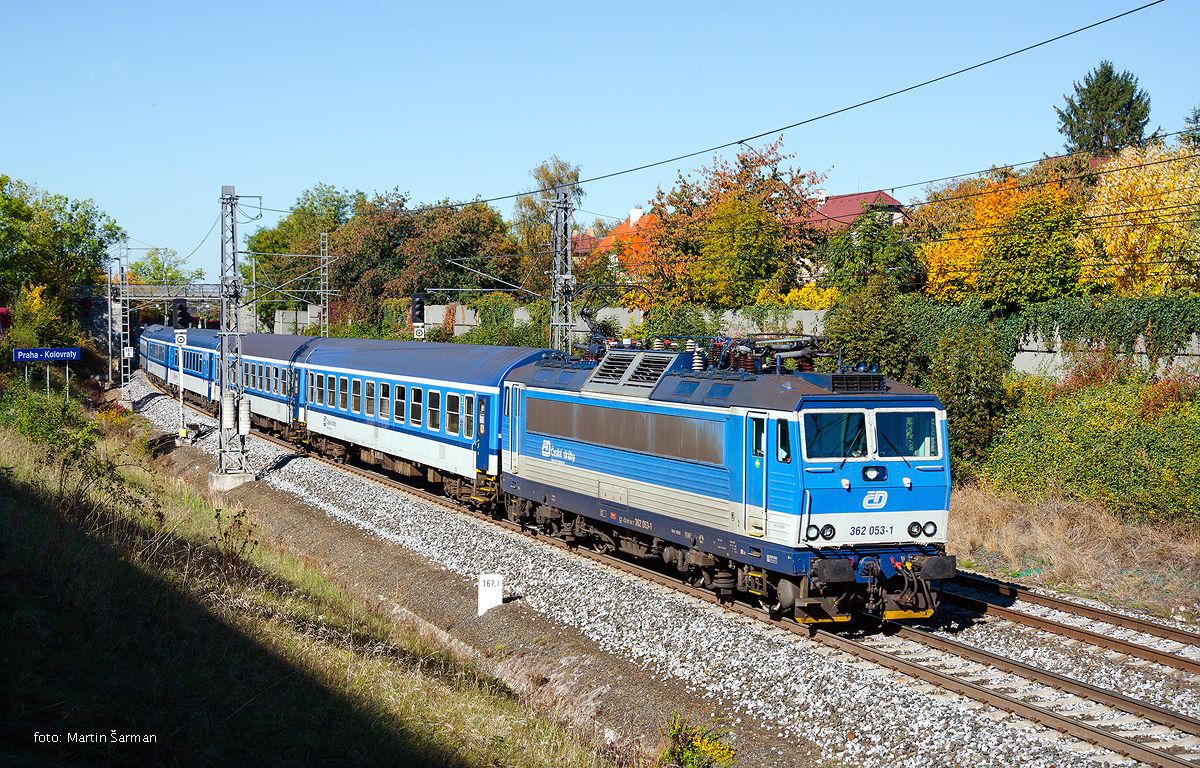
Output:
1055,60,1152,155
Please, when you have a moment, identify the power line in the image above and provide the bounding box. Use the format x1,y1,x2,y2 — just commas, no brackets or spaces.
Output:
250,1,1165,221
182,214,220,261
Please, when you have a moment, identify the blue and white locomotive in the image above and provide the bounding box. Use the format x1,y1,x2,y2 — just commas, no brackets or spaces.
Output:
141,325,956,624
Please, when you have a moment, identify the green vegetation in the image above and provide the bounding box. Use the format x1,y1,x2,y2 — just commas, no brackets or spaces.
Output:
0,385,611,767
986,355,1200,522
658,714,735,768
1055,60,1153,155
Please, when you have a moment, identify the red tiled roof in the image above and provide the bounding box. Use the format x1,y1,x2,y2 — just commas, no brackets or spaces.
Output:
593,212,658,253
804,190,904,231
571,231,602,255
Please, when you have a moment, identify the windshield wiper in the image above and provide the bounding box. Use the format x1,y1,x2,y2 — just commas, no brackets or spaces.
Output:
878,429,913,468
838,420,867,470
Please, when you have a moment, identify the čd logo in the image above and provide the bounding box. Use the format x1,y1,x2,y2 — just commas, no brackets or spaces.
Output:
862,490,888,509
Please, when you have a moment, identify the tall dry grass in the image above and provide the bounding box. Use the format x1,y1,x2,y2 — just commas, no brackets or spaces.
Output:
949,482,1200,619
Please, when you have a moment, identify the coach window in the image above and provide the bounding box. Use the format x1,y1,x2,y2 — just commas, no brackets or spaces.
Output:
352,379,362,412
380,383,391,420
464,395,475,439
365,381,375,417
776,419,792,463
428,390,441,431
307,374,314,403
315,374,324,405
339,377,348,410
751,418,765,458
409,388,423,427
446,393,460,435
395,385,406,424
256,364,262,391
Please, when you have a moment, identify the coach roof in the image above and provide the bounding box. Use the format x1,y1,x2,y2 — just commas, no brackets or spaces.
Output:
145,326,551,387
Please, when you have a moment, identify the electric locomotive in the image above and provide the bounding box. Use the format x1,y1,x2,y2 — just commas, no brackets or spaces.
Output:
139,325,955,624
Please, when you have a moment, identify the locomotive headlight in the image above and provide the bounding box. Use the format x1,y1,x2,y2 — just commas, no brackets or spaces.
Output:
907,521,922,538
820,524,836,540
923,521,938,537
805,524,820,541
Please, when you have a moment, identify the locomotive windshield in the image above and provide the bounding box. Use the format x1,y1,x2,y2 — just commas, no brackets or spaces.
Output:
876,411,940,458
803,412,868,459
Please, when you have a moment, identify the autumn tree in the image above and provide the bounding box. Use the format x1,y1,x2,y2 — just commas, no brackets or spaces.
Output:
626,137,820,307
128,247,204,284
1077,142,1200,295
919,176,1081,307
1055,60,1152,155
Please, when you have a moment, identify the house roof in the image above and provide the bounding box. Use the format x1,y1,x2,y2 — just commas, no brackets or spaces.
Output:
804,190,904,231
593,211,658,253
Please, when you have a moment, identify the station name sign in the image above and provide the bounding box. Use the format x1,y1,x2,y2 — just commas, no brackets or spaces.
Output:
12,347,82,363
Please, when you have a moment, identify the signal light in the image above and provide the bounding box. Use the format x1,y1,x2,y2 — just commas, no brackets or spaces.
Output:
411,293,426,325
820,524,835,540
170,299,191,329
908,521,923,538
805,524,820,541
923,521,938,537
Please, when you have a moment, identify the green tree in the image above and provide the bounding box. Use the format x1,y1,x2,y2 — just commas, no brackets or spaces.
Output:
822,276,922,382
974,186,1082,308
512,156,584,294
695,194,782,308
1183,105,1200,148
128,247,204,284
0,178,123,305
1055,60,1152,155
926,325,1009,471
244,183,358,327
818,211,921,291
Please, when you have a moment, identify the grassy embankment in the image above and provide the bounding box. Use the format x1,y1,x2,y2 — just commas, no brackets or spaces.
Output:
950,363,1200,619
0,385,617,767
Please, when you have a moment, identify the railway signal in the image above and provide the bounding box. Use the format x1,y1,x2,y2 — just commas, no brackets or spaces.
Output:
170,299,191,329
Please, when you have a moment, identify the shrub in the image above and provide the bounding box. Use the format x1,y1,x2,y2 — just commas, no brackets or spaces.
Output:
926,325,1009,473
985,378,1200,522
823,276,923,382
659,713,735,768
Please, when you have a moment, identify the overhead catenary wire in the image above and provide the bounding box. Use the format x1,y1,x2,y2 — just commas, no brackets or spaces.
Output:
247,1,1166,221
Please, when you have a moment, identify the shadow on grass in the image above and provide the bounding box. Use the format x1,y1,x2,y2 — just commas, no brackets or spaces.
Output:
0,473,474,768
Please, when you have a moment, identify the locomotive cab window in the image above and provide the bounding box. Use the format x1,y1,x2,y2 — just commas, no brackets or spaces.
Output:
776,419,792,463
365,381,375,416
751,418,765,458
428,390,441,431
380,383,390,419
803,411,868,460
409,388,423,426
876,410,939,458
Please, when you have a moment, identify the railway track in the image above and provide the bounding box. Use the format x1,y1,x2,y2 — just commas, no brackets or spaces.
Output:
145,379,1200,768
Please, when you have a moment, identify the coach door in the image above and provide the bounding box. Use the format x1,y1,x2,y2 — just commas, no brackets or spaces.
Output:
504,383,524,473
743,412,767,537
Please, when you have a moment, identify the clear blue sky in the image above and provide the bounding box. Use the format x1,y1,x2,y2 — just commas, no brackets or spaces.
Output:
4,0,1195,280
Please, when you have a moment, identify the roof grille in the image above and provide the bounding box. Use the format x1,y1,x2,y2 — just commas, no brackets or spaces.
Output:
830,374,886,393
591,351,638,384
626,353,674,387
583,350,685,396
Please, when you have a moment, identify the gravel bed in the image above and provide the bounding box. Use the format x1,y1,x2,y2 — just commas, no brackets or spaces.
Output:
126,377,1134,768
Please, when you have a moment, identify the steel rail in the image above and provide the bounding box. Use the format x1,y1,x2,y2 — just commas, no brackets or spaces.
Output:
942,590,1200,676
146,378,1198,768
890,624,1200,737
956,572,1200,647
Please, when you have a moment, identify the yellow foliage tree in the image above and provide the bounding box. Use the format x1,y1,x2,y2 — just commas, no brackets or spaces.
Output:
1077,143,1200,295
919,178,1025,302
